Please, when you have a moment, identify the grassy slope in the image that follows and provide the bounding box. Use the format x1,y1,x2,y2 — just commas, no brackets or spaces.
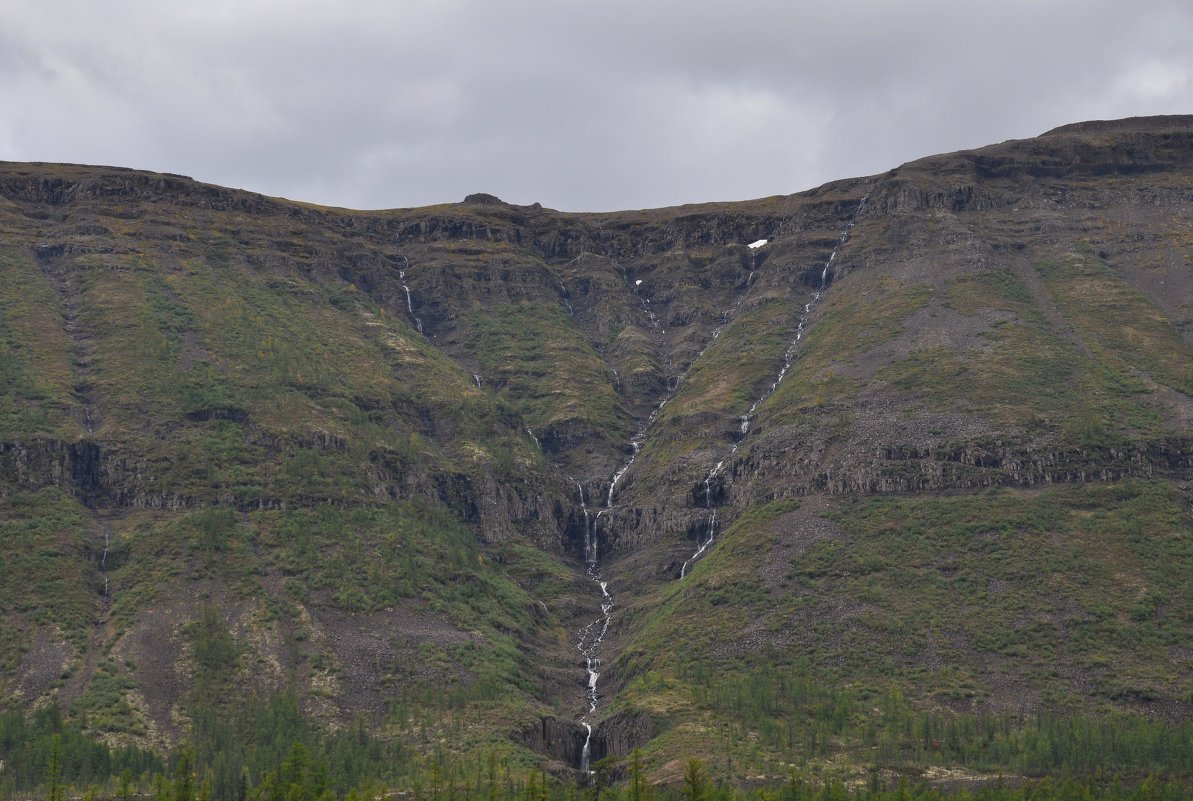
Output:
0,199,579,763
0,251,80,439
614,481,1192,778
606,233,1193,777
3,141,1193,789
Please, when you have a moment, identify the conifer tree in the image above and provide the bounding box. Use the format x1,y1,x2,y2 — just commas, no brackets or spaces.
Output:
119,769,136,801
174,752,196,801
682,760,706,801
627,751,648,801
45,735,64,801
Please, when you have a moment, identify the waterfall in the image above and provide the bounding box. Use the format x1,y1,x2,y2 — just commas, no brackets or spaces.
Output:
99,522,111,597
681,508,716,579
737,196,868,438
571,236,779,769
681,195,869,577
622,267,662,334
681,458,727,578
573,475,610,775
571,478,596,565
573,354,678,774
473,373,483,389
395,254,424,334
620,266,677,381
556,272,575,316
603,389,673,507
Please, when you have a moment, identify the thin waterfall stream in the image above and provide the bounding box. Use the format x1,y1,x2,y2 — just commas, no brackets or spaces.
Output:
99,521,111,598
567,213,868,768
572,477,606,775
571,267,677,775
395,254,424,334
681,197,868,578
573,392,672,775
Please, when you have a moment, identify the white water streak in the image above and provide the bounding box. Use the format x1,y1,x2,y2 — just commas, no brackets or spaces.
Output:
556,272,575,316
737,196,868,437
682,196,869,578
574,231,798,767
100,523,111,597
395,254,424,334
575,473,611,774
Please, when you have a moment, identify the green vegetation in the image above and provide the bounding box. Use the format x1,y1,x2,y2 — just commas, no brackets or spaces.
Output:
764,276,933,425
4,138,1193,799
876,260,1188,444
1037,255,1193,397
633,301,801,493
0,488,95,653
467,300,632,450
2,725,1190,801
613,482,1192,775
879,268,1085,427
0,708,159,795
0,252,80,439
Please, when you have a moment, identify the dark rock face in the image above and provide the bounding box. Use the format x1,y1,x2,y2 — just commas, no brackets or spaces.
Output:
735,437,1193,499
516,717,589,768
184,407,249,423
516,713,653,769
592,712,654,762
1,439,104,504
463,192,506,205
5,119,1193,555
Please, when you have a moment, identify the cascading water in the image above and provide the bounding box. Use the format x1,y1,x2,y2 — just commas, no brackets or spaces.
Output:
572,245,765,770
680,197,869,578
747,238,767,287
572,267,683,774
99,522,111,598
604,390,671,506
556,272,575,316
573,477,611,775
681,459,726,578
573,380,680,775
571,478,594,564
598,268,676,505
395,254,424,334
621,267,673,379
473,373,483,389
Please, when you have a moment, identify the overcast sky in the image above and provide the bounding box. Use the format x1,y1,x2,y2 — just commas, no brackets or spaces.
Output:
2,0,1191,212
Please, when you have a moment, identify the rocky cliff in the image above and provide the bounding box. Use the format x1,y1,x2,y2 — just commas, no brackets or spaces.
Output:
1,115,1191,774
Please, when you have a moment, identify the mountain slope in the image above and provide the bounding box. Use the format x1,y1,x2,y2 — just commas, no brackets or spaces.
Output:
1,116,1192,787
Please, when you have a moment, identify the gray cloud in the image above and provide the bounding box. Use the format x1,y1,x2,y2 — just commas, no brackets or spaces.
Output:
2,0,1191,211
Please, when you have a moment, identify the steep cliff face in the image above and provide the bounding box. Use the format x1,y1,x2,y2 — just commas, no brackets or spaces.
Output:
1,116,1192,773
595,116,1193,558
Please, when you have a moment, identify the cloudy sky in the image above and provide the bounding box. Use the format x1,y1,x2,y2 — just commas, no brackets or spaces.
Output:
2,0,1191,211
